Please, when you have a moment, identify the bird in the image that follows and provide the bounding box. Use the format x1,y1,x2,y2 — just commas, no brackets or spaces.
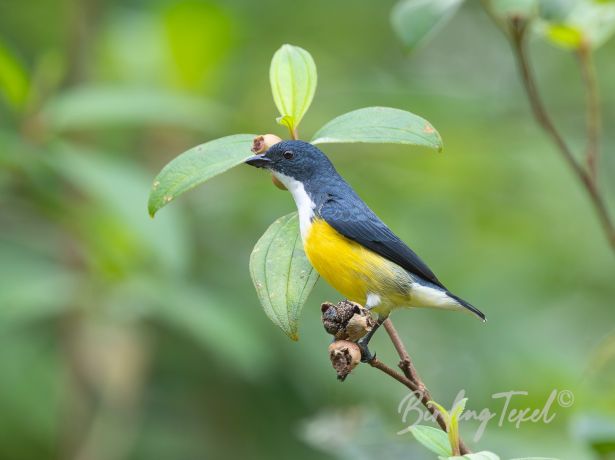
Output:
245,140,485,360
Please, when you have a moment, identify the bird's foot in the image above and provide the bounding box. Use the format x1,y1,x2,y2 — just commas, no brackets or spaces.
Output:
357,339,376,363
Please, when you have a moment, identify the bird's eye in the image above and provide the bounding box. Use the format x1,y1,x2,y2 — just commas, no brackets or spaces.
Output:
283,150,294,160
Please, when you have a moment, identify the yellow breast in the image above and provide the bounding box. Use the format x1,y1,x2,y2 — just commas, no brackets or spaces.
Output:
304,218,402,306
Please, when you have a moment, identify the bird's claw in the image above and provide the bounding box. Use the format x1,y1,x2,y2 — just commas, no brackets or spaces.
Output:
357,340,376,363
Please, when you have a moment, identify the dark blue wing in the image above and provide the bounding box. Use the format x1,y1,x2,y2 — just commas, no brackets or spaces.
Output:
319,195,445,289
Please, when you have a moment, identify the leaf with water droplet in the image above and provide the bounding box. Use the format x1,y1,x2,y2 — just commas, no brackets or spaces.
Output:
249,212,319,340
148,134,255,217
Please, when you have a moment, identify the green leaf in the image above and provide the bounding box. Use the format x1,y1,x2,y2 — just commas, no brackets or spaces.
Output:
444,452,501,460
311,107,443,151
404,425,452,457
269,44,317,135
43,86,226,133
428,400,451,423
0,41,29,110
148,134,255,217
391,0,464,50
449,398,468,457
249,212,319,340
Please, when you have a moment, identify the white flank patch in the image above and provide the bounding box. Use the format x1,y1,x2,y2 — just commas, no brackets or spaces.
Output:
366,292,382,309
272,172,315,240
410,284,459,309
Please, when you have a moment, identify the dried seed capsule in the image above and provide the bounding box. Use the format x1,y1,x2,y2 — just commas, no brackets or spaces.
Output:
251,134,282,154
328,340,361,381
321,300,374,341
251,134,287,190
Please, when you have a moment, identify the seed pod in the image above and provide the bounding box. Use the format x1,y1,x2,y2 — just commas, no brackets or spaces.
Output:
321,300,373,341
346,313,373,342
328,340,361,381
251,134,287,190
251,134,282,153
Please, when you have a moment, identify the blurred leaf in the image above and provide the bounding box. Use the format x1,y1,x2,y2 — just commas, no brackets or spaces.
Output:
390,0,464,50
509,457,558,460
0,331,61,453
538,0,576,21
0,41,29,110
542,23,584,48
538,0,615,49
148,134,255,217
269,44,317,135
163,1,233,90
100,9,169,85
99,3,234,90
571,414,615,457
311,107,443,150
304,408,428,460
249,212,319,341
567,1,615,48
150,282,271,379
490,0,539,17
52,144,190,276
43,86,226,133
404,425,452,457
445,452,500,460
0,240,78,328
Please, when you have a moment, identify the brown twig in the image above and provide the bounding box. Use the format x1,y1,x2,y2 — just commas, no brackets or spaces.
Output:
477,3,615,252
383,319,422,386
368,351,471,455
577,42,601,182
323,303,471,454
506,17,615,252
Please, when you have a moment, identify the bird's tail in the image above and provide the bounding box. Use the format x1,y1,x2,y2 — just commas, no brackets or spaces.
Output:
446,291,486,322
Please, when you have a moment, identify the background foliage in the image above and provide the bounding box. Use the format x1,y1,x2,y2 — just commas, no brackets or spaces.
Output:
1,0,614,459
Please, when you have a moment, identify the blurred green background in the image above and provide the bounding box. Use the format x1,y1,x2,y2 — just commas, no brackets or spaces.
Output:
1,1,615,459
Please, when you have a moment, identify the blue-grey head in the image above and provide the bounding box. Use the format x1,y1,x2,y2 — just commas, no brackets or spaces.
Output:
245,140,337,188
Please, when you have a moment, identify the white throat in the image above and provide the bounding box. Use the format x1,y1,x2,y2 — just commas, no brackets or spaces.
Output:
272,172,315,240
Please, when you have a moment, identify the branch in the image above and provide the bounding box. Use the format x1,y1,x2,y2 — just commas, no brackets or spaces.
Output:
577,42,601,181
381,319,471,455
476,3,615,252
383,318,422,385
322,301,471,455
507,17,615,253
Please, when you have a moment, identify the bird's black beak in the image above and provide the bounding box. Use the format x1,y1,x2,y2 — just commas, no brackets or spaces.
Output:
245,154,272,168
